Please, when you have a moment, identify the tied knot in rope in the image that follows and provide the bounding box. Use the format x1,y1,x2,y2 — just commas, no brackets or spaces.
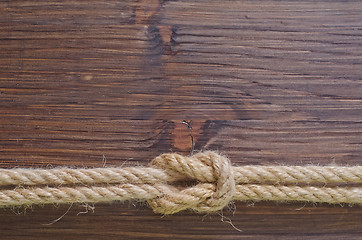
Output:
148,151,235,214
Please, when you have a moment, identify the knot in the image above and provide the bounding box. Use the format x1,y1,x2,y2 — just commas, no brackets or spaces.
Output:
148,151,235,214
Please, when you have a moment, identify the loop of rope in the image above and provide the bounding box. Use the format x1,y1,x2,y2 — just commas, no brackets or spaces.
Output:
0,151,360,214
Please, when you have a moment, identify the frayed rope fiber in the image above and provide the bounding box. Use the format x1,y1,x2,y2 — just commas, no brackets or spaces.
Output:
0,151,361,214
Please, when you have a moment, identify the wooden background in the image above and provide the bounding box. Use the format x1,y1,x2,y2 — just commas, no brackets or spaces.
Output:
0,0,361,239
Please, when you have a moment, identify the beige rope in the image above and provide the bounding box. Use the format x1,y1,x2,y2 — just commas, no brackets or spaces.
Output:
0,151,360,214
0,184,360,214
0,167,171,186
1,154,360,187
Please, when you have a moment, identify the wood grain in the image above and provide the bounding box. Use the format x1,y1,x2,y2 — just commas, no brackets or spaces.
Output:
0,0,361,239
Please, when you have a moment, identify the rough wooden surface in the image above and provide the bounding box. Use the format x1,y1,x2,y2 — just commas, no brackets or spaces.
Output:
0,0,361,239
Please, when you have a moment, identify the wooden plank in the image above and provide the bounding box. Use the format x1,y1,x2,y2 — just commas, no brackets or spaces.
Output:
0,0,361,239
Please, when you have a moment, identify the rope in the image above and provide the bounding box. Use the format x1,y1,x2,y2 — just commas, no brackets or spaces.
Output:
1,185,360,214
0,151,360,214
1,156,360,187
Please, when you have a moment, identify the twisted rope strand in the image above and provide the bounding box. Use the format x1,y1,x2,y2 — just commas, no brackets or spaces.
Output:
0,151,361,214
0,184,360,213
0,167,171,187
234,184,362,204
1,164,360,187
0,184,161,206
233,165,362,185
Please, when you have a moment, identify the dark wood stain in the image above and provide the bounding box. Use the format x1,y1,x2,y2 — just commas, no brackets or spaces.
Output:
0,0,361,239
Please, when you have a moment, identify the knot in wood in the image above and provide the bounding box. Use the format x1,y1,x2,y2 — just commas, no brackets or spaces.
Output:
148,151,235,214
